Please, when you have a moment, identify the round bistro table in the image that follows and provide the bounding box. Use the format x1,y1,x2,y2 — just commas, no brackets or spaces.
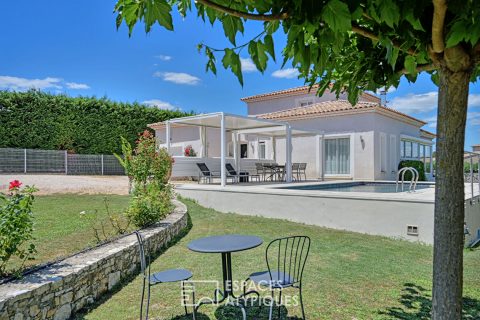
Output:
188,234,263,306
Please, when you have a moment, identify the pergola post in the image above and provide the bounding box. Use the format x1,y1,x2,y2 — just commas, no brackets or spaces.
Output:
285,125,292,182
233,131,240,171
220,113,226,187
166,120,171,153
271,136,276,162
321,133,325,181
199,126,206,158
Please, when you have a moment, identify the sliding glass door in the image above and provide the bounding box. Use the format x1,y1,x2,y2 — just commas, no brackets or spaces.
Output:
325,138,350,175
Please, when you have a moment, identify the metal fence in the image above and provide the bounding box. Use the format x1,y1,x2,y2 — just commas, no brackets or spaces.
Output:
0,148,125,175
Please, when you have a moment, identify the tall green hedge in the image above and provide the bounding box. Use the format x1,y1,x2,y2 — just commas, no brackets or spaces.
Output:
0,90,191,154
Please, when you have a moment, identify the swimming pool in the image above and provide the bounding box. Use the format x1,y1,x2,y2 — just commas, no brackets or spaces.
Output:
280,182,433,193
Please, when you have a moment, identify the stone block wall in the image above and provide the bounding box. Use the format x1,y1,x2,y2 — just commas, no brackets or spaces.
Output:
0,199,188,320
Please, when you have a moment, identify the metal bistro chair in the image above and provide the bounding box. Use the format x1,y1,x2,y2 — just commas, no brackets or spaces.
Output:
243,236,311,320
292,163,300,181
255,162,266,181
135,231,196,320
298,163,307,181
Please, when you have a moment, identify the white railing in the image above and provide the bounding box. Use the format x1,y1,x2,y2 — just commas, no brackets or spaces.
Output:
396,167,419,192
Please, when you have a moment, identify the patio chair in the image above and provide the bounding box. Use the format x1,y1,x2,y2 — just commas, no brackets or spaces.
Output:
298,163,307,181
226,163,260,182
292,163,300,181
196,163,220,184
243,236,311,320
135,231,196,320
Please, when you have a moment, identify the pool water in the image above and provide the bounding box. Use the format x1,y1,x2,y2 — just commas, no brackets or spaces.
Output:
282,182,433,193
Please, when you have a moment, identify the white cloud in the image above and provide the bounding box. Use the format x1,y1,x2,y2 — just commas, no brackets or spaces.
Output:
142,99,179,110
390,92,480,114
240,58,257,73
155,55,172,61
153,72,200,85
389,91,438,113
0,76,62,90
468,112,480,126
271,68,300,79
66,82,90,90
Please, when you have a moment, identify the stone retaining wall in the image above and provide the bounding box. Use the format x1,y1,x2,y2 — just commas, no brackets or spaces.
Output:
0,199,188,320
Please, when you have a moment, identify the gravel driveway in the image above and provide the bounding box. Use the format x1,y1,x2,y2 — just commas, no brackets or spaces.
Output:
0,174,129,195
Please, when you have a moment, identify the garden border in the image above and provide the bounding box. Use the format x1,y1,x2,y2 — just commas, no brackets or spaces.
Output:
0,199,188,320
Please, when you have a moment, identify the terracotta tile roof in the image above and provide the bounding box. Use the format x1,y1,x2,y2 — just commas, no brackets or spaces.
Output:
255,100,427,126
420,129,436,138
241,84,380,103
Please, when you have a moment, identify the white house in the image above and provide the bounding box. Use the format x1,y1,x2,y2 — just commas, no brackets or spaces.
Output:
149,85,435,181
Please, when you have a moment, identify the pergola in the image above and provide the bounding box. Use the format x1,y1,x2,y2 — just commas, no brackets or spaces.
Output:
164,112,323,186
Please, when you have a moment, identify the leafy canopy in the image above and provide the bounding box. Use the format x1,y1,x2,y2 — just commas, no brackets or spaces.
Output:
114,0,480,103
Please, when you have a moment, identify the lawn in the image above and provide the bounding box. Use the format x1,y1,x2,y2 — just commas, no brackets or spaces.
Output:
4,194,131,273
73,198,480,320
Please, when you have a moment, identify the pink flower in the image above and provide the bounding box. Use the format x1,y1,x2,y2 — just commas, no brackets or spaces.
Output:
9,180,22,190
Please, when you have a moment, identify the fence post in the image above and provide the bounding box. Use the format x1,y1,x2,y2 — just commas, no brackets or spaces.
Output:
101,155,104,175
24,149,27,173
65,150,68,175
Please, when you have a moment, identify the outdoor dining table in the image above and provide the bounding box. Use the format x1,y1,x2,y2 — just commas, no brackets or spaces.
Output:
263,164,285,181
187,234,263,308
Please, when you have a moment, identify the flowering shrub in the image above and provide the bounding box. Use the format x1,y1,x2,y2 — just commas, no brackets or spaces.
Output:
0,181,38,276
184,145,197,157
116,130,174,228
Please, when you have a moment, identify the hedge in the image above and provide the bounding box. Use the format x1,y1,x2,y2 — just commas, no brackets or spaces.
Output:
0,90,191,154
398,160,427,181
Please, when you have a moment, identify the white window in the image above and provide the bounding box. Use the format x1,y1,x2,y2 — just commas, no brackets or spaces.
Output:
258,141,266,159
325,138,350,175
380,133,387,172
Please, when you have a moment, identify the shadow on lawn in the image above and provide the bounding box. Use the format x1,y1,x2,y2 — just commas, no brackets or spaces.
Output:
379,283,480,319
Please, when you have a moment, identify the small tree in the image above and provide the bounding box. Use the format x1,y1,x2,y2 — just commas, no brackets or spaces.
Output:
114,1,480,318
116,131,174,227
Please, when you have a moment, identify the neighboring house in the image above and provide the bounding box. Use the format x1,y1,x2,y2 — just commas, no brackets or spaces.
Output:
149,85,435,181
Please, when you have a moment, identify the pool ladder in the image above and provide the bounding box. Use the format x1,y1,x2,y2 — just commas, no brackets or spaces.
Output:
396,167,419,192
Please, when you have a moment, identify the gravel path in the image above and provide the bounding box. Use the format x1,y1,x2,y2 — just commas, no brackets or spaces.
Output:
0,174,129,195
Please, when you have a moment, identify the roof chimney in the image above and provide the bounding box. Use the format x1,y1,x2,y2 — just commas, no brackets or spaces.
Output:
379,89,388,106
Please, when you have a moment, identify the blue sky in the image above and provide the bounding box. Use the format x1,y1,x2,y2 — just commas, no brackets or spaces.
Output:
1,0,479,149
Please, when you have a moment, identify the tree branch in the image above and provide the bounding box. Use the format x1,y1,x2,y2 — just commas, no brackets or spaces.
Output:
195,0,288,21
400,63,437,74
352,24,417,55
432,0,447,53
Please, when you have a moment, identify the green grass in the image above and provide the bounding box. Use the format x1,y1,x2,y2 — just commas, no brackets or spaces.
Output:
5,194,131,273
74,198,480,320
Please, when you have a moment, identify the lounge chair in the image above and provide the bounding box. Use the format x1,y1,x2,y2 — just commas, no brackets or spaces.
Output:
196,163,236,184
196,163,219,184
226,163,260,182
243,236,311,320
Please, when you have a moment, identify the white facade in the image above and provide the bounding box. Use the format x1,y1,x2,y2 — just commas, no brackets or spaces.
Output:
150,87,435,181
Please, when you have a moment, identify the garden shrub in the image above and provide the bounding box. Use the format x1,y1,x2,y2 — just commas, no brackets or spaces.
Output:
398,160,427,181
0,180,37,276
117,130,173,228
0,90,192,154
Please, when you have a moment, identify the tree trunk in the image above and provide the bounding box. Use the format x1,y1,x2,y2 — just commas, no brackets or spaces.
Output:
432,67,471,319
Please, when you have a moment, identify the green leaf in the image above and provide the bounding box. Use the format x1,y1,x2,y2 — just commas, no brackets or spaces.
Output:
222,49,243,86
378,0,400,28
256,41,269,72
264,34,275,61
404,55,417,75
322,0,351,33
222,16,240,45
446,20,468,48
264,21,280,34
